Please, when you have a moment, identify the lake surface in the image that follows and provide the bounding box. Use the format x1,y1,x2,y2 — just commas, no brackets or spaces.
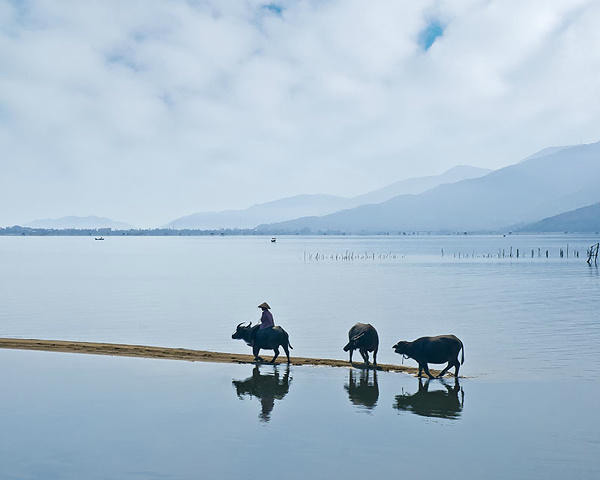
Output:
1,234,599,378
1,235,599,478
1,349,598,480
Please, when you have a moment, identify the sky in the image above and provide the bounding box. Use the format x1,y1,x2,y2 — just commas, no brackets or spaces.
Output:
1,0,599,227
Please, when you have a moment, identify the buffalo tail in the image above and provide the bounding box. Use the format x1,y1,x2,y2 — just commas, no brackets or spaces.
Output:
460,340,465,365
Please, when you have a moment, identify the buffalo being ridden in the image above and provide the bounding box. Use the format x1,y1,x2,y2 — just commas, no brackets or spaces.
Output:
232,322,293,363
343,323,379,368
393,335,464,379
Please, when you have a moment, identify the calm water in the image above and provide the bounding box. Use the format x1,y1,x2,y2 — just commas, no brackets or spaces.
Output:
1,235,599,378
1,235,599,478
0,350,598,480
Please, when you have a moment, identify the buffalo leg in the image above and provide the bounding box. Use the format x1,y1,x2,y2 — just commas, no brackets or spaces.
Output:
437,361,452,378
423,363,435,379
454,359,460,378
253,346,263,362
373,348,378,368
360,348,370,367
270,347,280,364
283,344,291,363
349,349,353,365
418,365,423,377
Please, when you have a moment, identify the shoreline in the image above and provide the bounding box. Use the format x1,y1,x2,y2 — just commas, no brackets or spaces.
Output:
0,338,444,375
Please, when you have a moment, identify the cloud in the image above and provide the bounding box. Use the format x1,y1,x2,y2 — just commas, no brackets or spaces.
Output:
1,0,599,225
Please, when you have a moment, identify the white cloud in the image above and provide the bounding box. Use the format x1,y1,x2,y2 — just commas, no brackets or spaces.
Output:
1,0,599,225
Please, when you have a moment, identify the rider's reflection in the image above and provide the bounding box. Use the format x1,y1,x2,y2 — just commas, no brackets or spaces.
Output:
344,368,379,410
232,365,291,422
394,377,464,419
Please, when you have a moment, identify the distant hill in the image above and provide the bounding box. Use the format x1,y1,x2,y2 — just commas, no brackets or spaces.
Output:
167,194,350,230
25,216,131,229
520,145,569,161
518,203,600,233
167,165,490,229
351,165,491,205
257,141,600,233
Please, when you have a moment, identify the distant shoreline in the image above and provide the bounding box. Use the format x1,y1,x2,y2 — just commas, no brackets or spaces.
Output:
0,338,441,375
0,226,594,236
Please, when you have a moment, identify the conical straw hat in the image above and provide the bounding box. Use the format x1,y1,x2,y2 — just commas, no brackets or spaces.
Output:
258,302,271,309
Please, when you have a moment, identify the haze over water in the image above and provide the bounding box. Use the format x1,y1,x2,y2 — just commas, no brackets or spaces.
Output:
1,234,599,378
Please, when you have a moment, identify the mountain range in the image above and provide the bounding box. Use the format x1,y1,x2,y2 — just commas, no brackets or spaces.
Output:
17,141,600,233
257,141,600,233
167,165,490,229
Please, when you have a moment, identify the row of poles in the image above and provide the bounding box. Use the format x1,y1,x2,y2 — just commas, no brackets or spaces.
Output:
304,251,400,261
303,243,599,262
442,245,581,259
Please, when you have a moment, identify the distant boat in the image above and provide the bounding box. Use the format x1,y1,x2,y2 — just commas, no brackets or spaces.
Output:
95,237,104,241
271,237,276,243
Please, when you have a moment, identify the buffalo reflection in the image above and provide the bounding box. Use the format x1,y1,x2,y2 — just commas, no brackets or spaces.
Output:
394,378,464,420
344,368,379,410
232,365,291,422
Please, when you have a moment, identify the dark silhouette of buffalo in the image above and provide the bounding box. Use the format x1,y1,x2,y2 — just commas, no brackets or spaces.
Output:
394,377,464,419
232,322,293,363
343,323,379,368
393,334,464,379
344,368,379,410
232,365,291,422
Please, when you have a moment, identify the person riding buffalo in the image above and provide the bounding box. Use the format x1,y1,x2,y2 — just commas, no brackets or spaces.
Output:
251,302,274,342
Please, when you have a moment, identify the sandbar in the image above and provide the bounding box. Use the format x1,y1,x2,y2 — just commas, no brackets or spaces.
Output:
0,337,446,376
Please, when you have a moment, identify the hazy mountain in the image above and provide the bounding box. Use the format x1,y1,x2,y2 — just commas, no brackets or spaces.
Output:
167,194,350,229
351,165,491,205
167,165,490,229
518,203,600,233
25,216,131,229
520,145,569,161
257,141,600,233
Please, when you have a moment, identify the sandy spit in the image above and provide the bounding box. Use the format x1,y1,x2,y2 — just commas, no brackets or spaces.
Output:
0,338,443,375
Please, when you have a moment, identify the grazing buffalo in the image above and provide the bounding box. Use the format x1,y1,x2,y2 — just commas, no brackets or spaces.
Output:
393,335,464,379
343,323,379,368
232,322,293,363
394,377,464,419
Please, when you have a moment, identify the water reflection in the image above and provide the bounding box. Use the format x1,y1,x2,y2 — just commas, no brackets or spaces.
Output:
344,368,379,411
394,378,464,420
232,365,291,422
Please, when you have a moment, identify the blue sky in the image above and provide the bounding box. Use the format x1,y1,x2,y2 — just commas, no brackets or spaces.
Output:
1,0,599,226
419,19,444,50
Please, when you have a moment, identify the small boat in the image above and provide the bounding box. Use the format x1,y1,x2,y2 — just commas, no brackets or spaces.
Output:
95,237,104,241
271,237,276,243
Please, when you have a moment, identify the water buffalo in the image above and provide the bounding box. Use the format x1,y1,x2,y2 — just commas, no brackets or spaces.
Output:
232,365,291,422
393,335,464,379
343,323,379,368
344,368,379,410
232,322,293,363
394,377,464,419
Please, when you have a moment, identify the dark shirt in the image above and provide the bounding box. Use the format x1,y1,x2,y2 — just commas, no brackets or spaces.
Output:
259,309,274,329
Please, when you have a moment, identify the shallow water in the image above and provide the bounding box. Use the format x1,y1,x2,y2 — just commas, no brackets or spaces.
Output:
1,235,599,378
0,350,598,480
